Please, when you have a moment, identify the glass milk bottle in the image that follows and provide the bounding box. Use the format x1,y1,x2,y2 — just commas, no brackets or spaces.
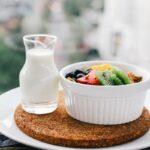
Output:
20,34,59,114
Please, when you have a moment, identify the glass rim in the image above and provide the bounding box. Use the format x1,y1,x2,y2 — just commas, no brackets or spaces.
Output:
23,34,57,44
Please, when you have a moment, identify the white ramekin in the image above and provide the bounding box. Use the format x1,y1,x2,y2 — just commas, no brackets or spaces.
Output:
60,61,150,125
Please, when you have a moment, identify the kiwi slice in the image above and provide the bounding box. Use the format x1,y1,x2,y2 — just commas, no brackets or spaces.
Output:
95,70,113,85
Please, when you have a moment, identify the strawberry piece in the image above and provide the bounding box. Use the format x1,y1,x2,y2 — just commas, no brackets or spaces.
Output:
87,70,99,85
77,70,99,85
76,75,88,84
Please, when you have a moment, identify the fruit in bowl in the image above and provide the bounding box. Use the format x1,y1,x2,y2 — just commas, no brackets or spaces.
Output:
60,61,150,125
65,64,142,86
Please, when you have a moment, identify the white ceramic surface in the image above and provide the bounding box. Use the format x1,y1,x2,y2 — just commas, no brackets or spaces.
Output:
60,61,150,124
0,88,150,150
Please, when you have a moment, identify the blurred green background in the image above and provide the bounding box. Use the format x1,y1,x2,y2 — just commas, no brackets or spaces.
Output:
0,0,103,93
0,38,25,93
1,0,150,93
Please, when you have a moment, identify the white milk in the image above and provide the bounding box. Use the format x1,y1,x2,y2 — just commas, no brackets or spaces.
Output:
19,49,59,104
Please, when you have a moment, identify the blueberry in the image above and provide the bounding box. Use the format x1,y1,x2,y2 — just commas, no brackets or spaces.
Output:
85,68,91,74
76,73,85,79
65,72,74,78
74,69,86,76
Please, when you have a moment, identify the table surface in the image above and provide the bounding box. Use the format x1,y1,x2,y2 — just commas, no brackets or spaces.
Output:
0,133,36,149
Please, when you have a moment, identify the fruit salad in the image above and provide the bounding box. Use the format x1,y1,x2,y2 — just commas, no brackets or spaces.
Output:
65,64,143,86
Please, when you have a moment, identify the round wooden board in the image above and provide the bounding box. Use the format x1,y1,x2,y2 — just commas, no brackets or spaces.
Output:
14,92,150,148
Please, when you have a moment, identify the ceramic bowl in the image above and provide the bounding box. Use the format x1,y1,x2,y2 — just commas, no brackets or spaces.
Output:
60,61,150,125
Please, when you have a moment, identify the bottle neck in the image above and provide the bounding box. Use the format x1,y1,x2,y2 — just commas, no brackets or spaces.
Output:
25,48,55,68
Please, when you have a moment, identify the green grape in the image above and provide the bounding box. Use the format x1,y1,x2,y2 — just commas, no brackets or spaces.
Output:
112,67,131,84
109,74,123,85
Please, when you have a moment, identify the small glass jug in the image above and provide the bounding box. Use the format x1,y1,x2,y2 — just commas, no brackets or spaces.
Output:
20,34,59,114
